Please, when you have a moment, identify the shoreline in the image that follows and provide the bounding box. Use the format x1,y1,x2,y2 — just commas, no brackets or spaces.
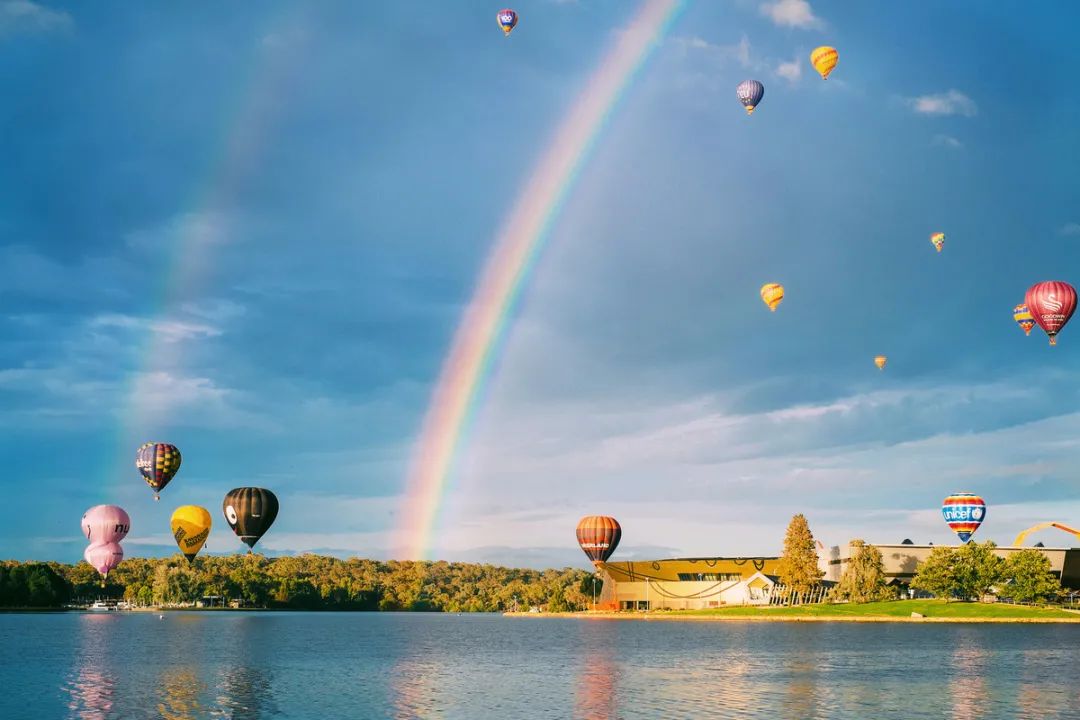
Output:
502,611,1080,624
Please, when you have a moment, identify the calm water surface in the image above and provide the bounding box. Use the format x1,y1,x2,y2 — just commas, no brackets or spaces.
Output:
1,612,1078,719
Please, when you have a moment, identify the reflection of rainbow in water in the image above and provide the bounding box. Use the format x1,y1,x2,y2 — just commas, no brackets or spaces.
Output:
574,636,618,720
390,654,440,720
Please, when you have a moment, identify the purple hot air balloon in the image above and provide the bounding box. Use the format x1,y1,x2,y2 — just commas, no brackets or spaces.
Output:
84,542,124,580
82,505,130,545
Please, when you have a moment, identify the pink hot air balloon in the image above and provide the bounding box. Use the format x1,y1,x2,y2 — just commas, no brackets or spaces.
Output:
1025,281,1078,346
81,505,130,545
84,542,124,580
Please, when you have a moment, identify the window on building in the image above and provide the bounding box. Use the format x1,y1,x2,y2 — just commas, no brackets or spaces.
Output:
677,573,741,582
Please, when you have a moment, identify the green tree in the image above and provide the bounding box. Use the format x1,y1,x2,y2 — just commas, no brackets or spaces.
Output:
776,514,824,601
1004,549,1061,603
833,539,892,603
911,546,958,600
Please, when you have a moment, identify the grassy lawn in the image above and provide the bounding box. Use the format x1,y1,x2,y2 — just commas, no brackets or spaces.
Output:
668,599,1079,619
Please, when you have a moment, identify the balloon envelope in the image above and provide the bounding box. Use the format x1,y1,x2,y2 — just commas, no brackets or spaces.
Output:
930,232,945,253
810,46,838,79
81,505,130,545
497,9,517,35
1025,281,1077,346
136,442,182,496
941,493,986,543
84,542,124,579
576,516,621,563
874,355,887,370
1013,304,1035,336
736,79,765,115
171,505,212,562
760,283,784,312
223,488,279,549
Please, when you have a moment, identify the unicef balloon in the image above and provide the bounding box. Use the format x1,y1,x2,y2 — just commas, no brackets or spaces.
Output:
497,8,518,36
1013,304,1035,336
84,542,124,580
941,492,986,543
81,505,130,545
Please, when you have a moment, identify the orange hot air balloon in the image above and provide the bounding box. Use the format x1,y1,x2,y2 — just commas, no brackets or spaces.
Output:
874,355,887,370
760,283,784,312
810,46,838,80
930,232,945,253
576,516,621,564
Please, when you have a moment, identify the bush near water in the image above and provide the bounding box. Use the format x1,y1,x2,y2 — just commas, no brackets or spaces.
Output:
0,556,592,611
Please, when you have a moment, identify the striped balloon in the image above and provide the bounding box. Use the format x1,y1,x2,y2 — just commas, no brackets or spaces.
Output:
576,516,621,563
941,493,986,543
760,283,784,312
736,79,765,115
1013,304,1034,336
1025,281,1077,346
810,46,838,79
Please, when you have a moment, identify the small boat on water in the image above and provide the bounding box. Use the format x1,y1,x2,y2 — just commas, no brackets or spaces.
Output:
86,600,124,612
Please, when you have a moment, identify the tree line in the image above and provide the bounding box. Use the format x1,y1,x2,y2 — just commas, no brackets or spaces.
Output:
0,555,593,612
775,514,1064,604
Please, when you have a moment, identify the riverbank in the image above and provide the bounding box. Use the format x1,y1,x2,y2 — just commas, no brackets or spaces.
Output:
504,599,1080,623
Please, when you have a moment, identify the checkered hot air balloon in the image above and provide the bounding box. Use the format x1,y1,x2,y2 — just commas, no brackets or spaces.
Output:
941,493,986,543
136,442,182,500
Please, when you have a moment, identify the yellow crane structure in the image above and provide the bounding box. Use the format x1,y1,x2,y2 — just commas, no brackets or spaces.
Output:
1013,522,1080,547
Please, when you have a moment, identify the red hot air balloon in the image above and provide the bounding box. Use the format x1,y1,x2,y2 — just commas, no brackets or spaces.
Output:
576,516,621,564
1025,281,1078,346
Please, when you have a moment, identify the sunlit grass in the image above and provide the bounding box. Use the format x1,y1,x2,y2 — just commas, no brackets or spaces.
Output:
668,599,1079,619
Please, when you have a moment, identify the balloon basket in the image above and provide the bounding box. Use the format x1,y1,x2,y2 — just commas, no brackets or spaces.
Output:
154,494,159,502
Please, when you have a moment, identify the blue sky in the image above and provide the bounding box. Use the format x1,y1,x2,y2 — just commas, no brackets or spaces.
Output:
3,0,1080,569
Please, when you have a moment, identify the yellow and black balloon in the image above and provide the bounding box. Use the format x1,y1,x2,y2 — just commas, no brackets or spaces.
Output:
171,505,211,563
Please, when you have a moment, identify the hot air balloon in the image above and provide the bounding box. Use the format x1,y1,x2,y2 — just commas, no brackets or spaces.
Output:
760,283,784,312
736,79,765,115
874,355,887,370
81,505,130,545
171,505,212,563
1013,304,1035,336
497,9,517,36
941,492,986,543
930,232,945,253
84,542,124,581
136,442,182,500
1025,281,1077,346
810,46,838,80
576,516,621,564
223,488,279,551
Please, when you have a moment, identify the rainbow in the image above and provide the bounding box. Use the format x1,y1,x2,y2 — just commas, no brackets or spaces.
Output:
110,11,311,487
395,0,686,560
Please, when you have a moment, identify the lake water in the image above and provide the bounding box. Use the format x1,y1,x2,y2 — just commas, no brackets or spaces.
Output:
2,612,1078,719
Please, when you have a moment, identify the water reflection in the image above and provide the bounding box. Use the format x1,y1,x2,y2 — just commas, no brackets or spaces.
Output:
574,624,619,719
63,615,118,720
213,665,277,720
389,653,440,720
949,639,988,720
780,652,821,719
157,668,206,720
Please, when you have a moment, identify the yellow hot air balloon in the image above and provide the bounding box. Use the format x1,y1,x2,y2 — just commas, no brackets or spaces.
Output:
874,355,887,370
810,46,838,80
170,505,212,563
760,283,784,312
930,232,945,253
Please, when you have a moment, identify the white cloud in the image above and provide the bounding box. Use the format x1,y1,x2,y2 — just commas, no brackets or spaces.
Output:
760,0,823,29
932,134,963,149
89,313,222,343
672,33,754,69
905,89,978,117
0,1,72,34
775,57,802,83
1059,223,1080,236
126,211,231,251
